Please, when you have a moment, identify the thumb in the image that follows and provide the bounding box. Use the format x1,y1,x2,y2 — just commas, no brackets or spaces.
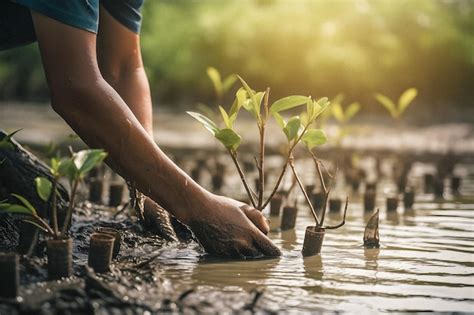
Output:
241,205,270,235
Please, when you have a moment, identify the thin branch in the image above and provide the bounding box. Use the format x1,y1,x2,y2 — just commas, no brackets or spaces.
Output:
325,196,349,229
229,150,257,208
51,180,59,237
289,155,320,226
310,152,327,193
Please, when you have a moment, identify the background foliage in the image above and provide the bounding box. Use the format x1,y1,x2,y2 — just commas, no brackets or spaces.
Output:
0,0,472,121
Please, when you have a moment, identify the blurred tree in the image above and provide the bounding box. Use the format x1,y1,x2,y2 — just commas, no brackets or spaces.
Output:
0,0,472,121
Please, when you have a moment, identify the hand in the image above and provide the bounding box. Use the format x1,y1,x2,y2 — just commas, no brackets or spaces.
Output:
184,194,281,258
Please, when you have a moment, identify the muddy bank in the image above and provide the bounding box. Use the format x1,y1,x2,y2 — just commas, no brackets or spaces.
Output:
0,205,266,314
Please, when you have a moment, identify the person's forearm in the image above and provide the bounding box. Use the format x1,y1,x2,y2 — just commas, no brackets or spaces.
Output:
51,78,207,223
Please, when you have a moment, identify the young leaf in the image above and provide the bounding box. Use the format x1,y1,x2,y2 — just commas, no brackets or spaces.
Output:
22,218,50,233
345,102,361,121
75,149,107,176
375,93,397,118
283,116,301,141
35,177,52,202
0,203,35,216
222,75,237,94
58,158,77,183
398,88,417,115
229,88,247,117
331,102,345,122
215,128,241,151
187,111,220,135
236,75,260,120
218,106,232,129
50,157,60,175
270,95,310,114
0,129,22,148
316,97,330,107
302,129,327,150
11,194,37,216
272,112,286,129
207,67,222,97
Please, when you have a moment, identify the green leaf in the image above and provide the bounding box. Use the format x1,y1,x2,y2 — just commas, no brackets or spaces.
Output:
219,106,232,129
272,112,286,129
187,111,220,135
270,95,310,114
302,129,327,150
11,194,37,216
195,103,217,121
35,177,52,202
58,158,77,182
229,88,247,117
215,128,241,151
283,116,301,141
332,103,345,122
22,218,49,233
316,97,330,107
207,67,222,97
74,149,107,176
345,102,361,121
398,88,417,115
50,157,60,176
375,93,398,119
236,75,260,120
222,75,237,94
0,203,34,216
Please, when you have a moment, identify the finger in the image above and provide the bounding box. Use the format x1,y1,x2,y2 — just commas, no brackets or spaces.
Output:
252,230,281,257
241,206,270,235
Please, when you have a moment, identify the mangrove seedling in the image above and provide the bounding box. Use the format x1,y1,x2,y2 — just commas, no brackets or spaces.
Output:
330,94,361,145
374,88,418,120
286,129,349,256
364,209,380,249
206,66,237,104
0,149,106,279
187,75,325,211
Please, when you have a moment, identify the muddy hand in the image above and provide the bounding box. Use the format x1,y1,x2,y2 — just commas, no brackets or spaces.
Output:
186,195,281,259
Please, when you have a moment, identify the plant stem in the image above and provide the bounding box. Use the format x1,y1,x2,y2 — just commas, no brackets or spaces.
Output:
311,152,327,193
257,123,265,209
289,155,320,226
51,179,59,237
325,196,349,229
229,150,257,208
261,123,311,209
34,215,55,236
61,179,79,236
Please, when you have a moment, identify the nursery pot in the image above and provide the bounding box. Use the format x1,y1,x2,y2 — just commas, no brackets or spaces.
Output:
451,176,461,195
47,237,73,280
270,194,284,216
403,190,415,210
302,226,325,257
424,174,434,194
89,179,103,204
386,197,399,213
95,227,121,259
0,253,19,298
365,182,377,193
108,183,124,207
433,177,444,199
281,206,298,230
88,233,115,273
364,190,376,213
329,198,342,213
311,192,325,212
211,173,224,191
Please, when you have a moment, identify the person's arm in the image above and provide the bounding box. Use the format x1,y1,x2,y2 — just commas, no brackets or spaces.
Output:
96,6,153,135
31,11,280,258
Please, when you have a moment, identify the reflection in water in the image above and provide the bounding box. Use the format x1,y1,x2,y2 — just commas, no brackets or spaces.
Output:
280,229,297,251
386,212,400,225
364,248,380,285
269,215,281,232
303,255,324,295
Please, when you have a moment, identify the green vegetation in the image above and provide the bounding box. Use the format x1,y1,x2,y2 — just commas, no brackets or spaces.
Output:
0,149,107,238
188,74,329,210
0,0,472,120
375,88,418,120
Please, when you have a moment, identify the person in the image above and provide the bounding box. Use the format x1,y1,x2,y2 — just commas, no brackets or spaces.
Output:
0,0,280,258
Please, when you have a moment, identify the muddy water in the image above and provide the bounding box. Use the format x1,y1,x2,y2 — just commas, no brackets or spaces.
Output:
142,162,474,313
1,103,474,312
